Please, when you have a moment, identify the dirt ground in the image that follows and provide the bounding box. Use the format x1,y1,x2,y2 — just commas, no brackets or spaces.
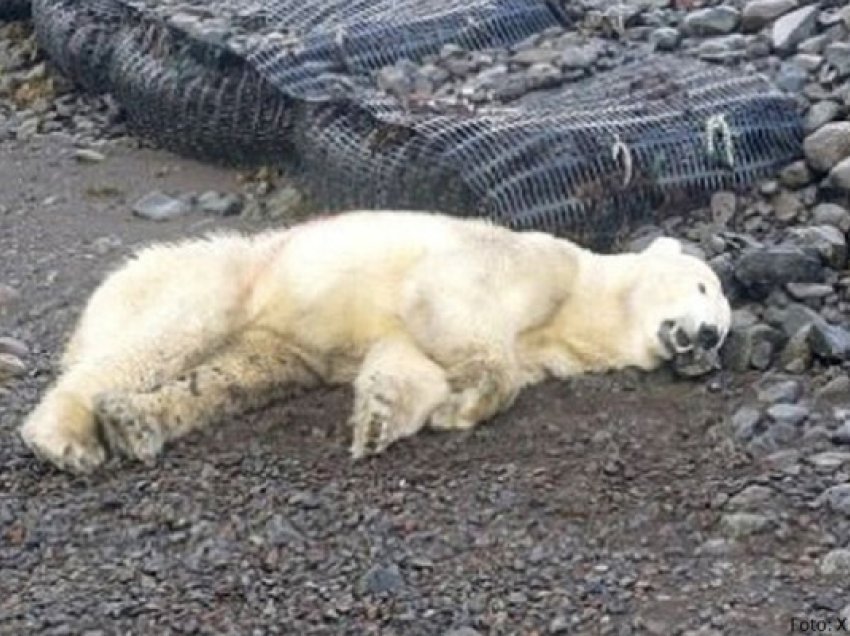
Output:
0,134,846,635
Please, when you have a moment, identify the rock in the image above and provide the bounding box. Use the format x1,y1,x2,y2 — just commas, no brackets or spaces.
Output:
832,422,850,445
808,452,850,470
731,406,763,442
697,35,747,63
817,375,850,401
131,190,191,222
444,629,482,636
0,336,28,359
779,326,812,373
734,247,824,299
73,148,106,164
358,564,405,596
804,100,841,133
766,403,809,426
811,203,850,233
726,485,774,511
684,7,741,36
512,47,561,67
651,27,681,51
559,45,599,70
757,379,802,404
721,324,785,371
196,191,243,216
768,303,822,338
711,191,736,226
779,160,812,188
820,549,850,576
775,61,808,93
804,122,850,172
808,321,850,361
742,0,799,32
0,349,26,377
785,282,834,300
829,156,850,192
772,6,819,53
824,41,850,78
822,484,850,516
786,225,847,270
772,190,803,223
244,186,305,221
0,283,20,309
720,512,773,539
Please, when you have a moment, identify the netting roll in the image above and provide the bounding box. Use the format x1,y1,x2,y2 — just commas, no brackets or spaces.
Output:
20,0,805,248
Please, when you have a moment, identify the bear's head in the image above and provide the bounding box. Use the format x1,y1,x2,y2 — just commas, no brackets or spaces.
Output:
629,237,731,367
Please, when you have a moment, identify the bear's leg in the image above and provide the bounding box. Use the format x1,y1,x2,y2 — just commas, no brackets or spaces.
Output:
350,337,450,460
94,329,319,465
427,353,521,432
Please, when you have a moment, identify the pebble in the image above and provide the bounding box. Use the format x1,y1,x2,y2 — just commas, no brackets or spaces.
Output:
0,283,19,309
766,403,809,426
73,148,106,164
808,321,850,362
0,336,28,358
821,484,850,516
804,100,840,133
684,7,741,36
829,156,850,192
787,225,847,270
811,203,850,233
734,246,824,298
808,452,850,470
756,379,802,404
820,548,850,576
196,191,243,216
0,352,26,378
726,485,774,511
831,421,850,445
742,0,799,33
131,190,191,221
720,512,773,539
731,405,763,442
651,27,680,51
358,564,405,596
773,6,819,53
803,122,850,172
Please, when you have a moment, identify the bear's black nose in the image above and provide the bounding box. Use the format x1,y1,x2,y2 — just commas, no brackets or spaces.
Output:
697,324,720,349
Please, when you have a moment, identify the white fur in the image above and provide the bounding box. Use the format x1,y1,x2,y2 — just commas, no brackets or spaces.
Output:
20,210,731,472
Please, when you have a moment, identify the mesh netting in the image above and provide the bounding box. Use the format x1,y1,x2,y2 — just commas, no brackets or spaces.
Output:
23,0,803,247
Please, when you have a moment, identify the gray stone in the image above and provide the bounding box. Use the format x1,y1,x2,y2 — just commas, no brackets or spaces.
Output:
720,512,773,539
829,156,850,192
779,326,813,373
804,100,841,133
786,225,847,270
742,0,798,32
773,6,819,53
757,379,802,404
822,484,850,516
358,564,405,595
779,160,812,188
785,282,834,300
0,353,26,378
512,47,561,67
808,321,850,362
804,122,850,172
697,35,747,63
651,27,681,51
820,549,850,576
792,52,823,72
684,7,741,36
0,336,28,359
772,190,803,223
825,41,850,78
776,61,808,93
808,452,850,470
73,148,106,164
817,375,850,401
766,403,810,426
734,247,824,298
769,303,822,338
131,191,191,222
559,46,599,70
726,485,774,511
731,406,763,442
832,421,850,445
196,191,243,216
443,629,482,636
812,203,850,233
0,284,19,309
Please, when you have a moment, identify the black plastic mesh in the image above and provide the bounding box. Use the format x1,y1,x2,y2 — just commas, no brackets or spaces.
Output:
0,0,29,19
25,0,804,247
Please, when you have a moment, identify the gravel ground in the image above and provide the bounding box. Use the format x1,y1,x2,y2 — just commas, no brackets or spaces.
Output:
3,1,850,634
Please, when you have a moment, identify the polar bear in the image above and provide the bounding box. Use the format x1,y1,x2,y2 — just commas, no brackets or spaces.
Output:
20,210,731,473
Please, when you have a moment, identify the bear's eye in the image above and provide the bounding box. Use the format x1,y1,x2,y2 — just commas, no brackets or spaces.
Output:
698,283,707,295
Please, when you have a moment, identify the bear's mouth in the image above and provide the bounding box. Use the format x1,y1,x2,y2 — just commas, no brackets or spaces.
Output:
658,320,722,377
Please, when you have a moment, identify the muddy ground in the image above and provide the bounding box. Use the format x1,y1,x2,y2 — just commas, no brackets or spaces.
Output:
0,104,846,636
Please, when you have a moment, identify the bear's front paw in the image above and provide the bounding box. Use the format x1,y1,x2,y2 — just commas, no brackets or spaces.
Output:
20,405,106,474
94,392,165,466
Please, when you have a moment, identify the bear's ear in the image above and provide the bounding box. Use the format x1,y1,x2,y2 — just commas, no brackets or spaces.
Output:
644,236,682,257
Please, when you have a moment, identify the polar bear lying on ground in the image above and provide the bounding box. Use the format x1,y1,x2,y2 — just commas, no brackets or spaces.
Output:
21,210,731,474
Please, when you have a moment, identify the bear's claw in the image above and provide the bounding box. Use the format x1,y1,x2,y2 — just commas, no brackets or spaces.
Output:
94,392,165,466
